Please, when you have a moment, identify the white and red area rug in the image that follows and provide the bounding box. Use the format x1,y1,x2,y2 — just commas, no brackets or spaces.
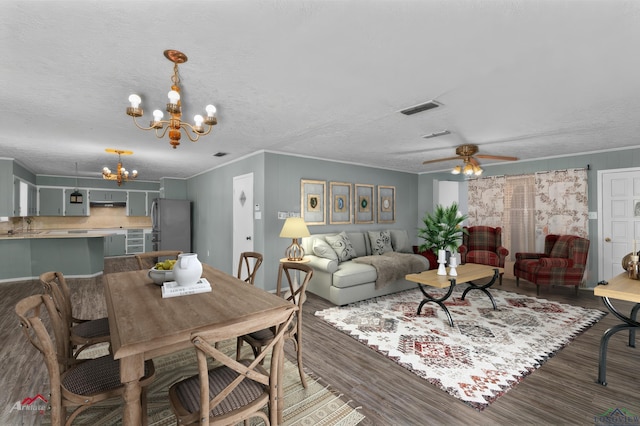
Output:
315,286,606,410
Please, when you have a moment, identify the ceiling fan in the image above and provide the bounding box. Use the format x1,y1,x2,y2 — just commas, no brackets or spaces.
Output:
422,144,518,176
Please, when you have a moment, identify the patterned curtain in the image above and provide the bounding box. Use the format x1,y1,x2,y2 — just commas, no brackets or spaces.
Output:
535,168,589,242
467,176,505,226
466,168,588,255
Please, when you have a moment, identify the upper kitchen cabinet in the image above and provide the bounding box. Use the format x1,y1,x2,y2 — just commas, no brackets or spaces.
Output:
14,178,37,217
127,191,147,216
64,189,89,216
39,187,64,216
90,189,127,203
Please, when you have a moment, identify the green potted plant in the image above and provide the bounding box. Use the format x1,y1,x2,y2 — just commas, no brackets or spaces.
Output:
418,202,468,254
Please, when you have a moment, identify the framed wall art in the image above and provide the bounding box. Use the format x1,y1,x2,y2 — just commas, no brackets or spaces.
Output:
329,181,352,224
378,185,395,223
355,183,375,224
300,179,326,225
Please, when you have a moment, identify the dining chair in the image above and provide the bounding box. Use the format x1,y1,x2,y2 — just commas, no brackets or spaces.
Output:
134,250,183,270
168,307,295,425
39,271,111,358
236,262,313,388
237,251,263,285
16,294,156,426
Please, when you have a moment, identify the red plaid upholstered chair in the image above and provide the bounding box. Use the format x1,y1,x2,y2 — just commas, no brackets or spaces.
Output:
459,226,509,285
514,234,590,295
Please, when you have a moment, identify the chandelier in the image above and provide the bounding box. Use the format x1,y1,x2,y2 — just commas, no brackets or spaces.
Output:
126,50,217,149
102,149,138,186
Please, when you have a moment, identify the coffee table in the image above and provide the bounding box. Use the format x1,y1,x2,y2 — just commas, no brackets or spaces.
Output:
406,263,503,326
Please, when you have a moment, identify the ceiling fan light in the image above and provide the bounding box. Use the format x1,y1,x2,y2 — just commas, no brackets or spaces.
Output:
451,165,461,175
474,166,483,176
463,164,474,175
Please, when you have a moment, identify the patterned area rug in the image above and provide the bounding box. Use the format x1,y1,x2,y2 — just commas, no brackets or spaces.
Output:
42,340,365,425
315,286,606,410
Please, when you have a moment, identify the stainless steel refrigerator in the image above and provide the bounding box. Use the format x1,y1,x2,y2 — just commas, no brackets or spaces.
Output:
151,199,191,253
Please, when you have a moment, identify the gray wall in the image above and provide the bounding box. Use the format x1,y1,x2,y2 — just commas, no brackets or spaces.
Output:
187,152,418,292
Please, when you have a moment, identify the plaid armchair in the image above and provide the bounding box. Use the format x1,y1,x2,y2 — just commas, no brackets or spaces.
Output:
514,234,590,295
459,226,509,285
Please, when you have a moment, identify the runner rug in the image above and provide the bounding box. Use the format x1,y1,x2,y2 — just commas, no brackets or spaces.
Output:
315,286,606,411
42,340,365,425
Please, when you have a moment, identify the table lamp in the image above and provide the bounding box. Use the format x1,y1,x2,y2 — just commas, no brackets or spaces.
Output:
279,217,310,261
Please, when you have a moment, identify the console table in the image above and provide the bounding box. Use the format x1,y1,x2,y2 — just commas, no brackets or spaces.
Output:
594,272,640,386
406,263,503,326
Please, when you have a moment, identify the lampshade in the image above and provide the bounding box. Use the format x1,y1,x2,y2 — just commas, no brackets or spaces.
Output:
279,217,310,238
280,217,310,261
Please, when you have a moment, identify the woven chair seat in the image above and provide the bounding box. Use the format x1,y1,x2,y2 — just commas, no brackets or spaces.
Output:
173,360,267,417
62,355,154,396
72,317,110,339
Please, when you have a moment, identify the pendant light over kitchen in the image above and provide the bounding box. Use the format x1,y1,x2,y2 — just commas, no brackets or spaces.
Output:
69,162,83,204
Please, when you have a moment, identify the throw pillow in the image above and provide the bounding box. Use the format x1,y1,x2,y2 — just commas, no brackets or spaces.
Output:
325,232,357,262
390,229,412,253
312,238,339,262
368,230,393,255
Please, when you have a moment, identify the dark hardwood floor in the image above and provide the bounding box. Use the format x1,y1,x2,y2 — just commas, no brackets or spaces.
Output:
3,257,640,425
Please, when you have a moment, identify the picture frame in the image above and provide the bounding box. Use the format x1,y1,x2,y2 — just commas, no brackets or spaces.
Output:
355,183,375,224
378,185,395,223
329,181,352,224
301,179,326,225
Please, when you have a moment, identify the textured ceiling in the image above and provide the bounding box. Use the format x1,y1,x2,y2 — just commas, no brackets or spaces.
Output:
2,0,640,182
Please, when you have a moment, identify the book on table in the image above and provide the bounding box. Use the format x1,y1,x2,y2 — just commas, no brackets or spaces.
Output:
162,278,211,298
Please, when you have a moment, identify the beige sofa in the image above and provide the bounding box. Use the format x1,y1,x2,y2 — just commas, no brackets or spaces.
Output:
300,229,430,305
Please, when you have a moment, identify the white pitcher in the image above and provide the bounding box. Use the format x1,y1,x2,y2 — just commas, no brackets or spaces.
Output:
173,253,203,286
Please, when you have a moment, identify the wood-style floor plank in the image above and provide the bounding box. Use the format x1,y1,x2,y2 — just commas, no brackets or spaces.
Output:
2,257,640,425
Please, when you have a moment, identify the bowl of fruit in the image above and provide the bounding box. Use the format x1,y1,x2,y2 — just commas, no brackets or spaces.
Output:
148,259,177,285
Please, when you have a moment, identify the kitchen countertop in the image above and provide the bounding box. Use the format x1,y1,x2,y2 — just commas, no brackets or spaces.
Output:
0,227,152,240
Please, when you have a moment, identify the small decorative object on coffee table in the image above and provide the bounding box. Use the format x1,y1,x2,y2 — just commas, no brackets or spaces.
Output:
448,256,458,276
437,249,447,276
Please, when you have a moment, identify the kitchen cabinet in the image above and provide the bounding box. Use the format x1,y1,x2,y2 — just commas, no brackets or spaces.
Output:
64,189,89,216
38,187,64,216
127,191,147,216
14,179,37,216
126,229,144,253
90,190,127,202
104,234,126,257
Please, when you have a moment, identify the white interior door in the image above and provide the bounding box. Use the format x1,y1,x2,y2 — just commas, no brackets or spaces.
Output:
598,167,640,281
233,173,254,276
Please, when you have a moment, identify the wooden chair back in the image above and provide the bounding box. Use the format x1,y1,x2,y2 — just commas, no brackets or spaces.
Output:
135,250,182,270
169,307,296,425
237,251,263,285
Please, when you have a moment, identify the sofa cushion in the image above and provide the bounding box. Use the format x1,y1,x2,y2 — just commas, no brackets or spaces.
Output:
332,261,378,288
345,232,368,257
326,232,357,262
312,238,339,261
390,230,412,253
368,230,393,255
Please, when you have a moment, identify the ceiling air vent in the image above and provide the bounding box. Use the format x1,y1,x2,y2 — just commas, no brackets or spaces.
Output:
399,100,442,115
213,152,228,157
422,130,450,139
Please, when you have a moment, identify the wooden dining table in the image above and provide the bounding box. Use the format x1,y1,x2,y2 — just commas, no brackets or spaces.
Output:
103,263,297,426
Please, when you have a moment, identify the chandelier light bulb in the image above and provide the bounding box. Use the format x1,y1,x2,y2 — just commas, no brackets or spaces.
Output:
194,115,203,126
205,104,217,117
128,94,142,108
167,90,180,104
132,170,138,177
153,110,164,121
103,167,110,174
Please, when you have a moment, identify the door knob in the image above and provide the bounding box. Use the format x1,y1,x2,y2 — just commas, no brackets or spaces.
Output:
246,236,252,240
605,237,611,242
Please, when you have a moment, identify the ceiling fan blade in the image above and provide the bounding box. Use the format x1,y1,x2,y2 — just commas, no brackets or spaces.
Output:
469,157,480,167
476,154,519,161
422,156,462,165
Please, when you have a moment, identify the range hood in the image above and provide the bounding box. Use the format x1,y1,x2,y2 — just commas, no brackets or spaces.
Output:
89,201,126,207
